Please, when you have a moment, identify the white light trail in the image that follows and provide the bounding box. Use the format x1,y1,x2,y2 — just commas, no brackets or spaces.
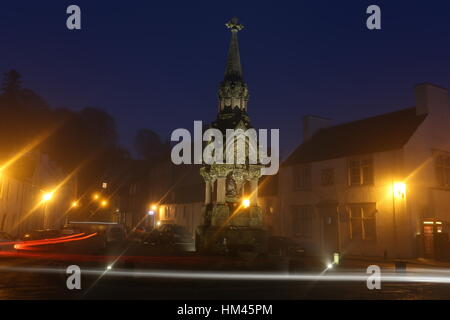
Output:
2,265,450,284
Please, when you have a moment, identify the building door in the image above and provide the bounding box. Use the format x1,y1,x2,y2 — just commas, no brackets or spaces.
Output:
423,224,434,257
320,205,339,257
422,221,444,258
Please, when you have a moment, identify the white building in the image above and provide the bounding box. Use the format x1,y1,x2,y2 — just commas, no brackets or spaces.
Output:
280,83,450,259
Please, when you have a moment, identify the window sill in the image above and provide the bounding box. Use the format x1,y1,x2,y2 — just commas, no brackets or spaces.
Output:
347,183,375,188
432,186,450,191
350,238,377,243
293,188,312,192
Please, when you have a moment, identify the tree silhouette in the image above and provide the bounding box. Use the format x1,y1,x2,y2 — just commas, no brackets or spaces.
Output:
134,129,169,162
1,69,21,98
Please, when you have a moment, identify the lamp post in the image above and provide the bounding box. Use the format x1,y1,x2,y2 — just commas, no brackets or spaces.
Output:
66,200,79,224
241,198,250,208
148,204,158,228
391,182,406,259
42,192,54,229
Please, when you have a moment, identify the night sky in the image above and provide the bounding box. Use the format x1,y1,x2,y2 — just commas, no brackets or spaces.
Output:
1,1,450,158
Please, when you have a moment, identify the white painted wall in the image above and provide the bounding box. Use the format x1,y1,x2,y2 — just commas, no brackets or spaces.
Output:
279,83,450,259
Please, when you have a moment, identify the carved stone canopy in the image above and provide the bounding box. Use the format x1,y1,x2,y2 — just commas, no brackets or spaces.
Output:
200,164,261,183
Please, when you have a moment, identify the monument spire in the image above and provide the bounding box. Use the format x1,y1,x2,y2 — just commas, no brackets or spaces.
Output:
224,17,244,82
218,17,249,111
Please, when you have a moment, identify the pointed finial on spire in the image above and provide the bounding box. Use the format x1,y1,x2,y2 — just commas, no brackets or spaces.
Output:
218,17,249,112
225,17,244,32
223,17,244,82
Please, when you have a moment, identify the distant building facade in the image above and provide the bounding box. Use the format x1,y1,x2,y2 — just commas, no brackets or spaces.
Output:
0,152,75,237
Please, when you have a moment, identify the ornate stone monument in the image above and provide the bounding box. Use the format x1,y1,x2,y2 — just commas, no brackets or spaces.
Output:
196,17,267,254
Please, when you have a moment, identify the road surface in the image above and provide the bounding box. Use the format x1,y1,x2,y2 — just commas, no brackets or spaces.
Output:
1,240,450,299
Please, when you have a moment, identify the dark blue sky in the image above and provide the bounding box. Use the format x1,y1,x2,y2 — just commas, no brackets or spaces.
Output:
1,1,450,157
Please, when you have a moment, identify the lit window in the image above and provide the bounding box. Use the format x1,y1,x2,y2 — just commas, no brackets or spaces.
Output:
165,207,169,219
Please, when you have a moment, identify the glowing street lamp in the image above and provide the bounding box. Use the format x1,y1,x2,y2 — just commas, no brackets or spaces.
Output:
391,181,406,259
242,198,250,208
393,182,406,199
42,192,53,202
150,204,158,211
71,201,79,208
100,200,108,207
41,191,54,230
92,193,100,200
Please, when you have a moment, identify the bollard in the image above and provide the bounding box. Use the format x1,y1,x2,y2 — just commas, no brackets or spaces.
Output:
333,252,340,265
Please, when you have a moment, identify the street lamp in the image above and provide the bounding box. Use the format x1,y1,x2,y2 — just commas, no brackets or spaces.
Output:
41,191,54,229
242,198,250,208
42,192,53,202
100,200,108,207
391,181,406,259
393,182,406,199
71,200,79,208
92,193,100,200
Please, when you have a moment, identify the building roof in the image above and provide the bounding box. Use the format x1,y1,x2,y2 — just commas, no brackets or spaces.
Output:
283,107,427,166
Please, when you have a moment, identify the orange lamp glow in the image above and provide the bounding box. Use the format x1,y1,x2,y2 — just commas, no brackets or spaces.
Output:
393,182,406,199
42,192,53,202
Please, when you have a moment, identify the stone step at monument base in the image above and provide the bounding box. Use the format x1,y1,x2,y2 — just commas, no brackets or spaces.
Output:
196,225,268,255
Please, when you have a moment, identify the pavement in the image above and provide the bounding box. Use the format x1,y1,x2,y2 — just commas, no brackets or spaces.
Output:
342,255,450,269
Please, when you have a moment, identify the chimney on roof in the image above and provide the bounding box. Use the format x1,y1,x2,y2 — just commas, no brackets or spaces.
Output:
415,83,449,116
303,115,331,141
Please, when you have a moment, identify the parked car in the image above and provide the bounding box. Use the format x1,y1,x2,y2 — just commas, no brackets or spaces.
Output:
60,226,84,236
127,226,148,242
0,231,13,242
267,236,305,258
0,231,15,251
106,225,127,243
64,222,127,249
21,229,61,241
143,224,194,251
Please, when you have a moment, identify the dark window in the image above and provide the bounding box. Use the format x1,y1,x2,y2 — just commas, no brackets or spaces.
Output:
349,203,377,240
350,207,362,239
293,165,312,190
292,206,313,238
436,154,450,188
321,168,334,186
348,156,374,186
